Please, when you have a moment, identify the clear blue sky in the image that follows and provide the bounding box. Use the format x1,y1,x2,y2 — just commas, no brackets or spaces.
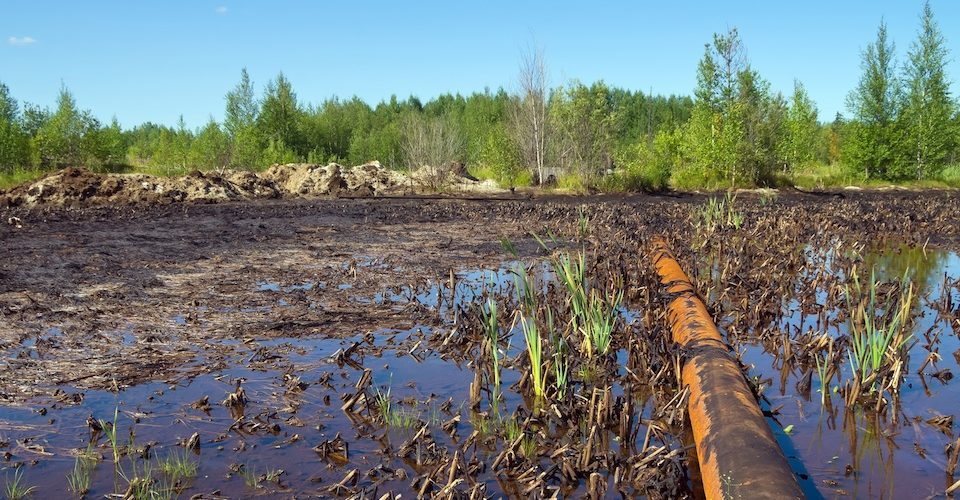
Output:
3,1,958,129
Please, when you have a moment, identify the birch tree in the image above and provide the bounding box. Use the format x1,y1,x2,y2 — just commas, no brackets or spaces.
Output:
511,46,549,184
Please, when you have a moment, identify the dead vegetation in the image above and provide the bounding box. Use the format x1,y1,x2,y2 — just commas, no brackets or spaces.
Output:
0,190,959,497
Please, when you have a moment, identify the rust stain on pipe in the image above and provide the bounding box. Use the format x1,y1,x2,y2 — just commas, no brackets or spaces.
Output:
651,236,804,499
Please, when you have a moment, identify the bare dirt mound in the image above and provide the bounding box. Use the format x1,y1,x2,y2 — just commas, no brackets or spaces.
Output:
1,161,504,208
0,167,284,208
261,161,409,197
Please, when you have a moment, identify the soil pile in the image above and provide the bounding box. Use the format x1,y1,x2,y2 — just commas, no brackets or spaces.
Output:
1,161,501,208
262,161,409,197
0,167,284,208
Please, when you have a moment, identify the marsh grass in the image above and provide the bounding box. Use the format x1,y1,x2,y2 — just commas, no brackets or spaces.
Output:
814,352,832,405
512,263,538,314
576,205,590,240
241,465,260,489
520,434,538,458
499,237,518,257
118,460,173,500
696,190,743,232
263,468,283,484
67,446,100,496
845,267,915,401
479,299,502,393
582,290,622,356
374,386,419,429
470,411,492,436
548,307,570,397
551,251,589,346
100,407,122,465
158,449,198,491
3,469,37,500
519,313,548,399
758,190,778,206
504,419,521,443
238,464,281,489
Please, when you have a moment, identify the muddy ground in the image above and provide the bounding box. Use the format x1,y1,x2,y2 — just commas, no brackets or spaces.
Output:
0,163,501,209
0,189,958,497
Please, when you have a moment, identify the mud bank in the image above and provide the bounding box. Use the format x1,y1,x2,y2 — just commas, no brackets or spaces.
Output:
0,162,502,208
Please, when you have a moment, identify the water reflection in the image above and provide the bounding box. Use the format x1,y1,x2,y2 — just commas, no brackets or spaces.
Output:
739,244,960,498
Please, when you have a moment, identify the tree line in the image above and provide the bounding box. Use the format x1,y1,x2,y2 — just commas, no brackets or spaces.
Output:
0,1,956,189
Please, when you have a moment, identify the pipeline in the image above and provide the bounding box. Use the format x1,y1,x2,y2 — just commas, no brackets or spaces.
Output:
651,236,804,499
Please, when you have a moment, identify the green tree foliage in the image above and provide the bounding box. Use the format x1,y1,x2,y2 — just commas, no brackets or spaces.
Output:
231,125,263,169
300,97,372,163
257,72,303,157
224,69,264,168
189,119,230,170
224,68,258,138
0,83,18,123
610,89,692,146
899,1,955,179
737,68,788,182
10,2,957,191
784,81,820,169
551,80,615,181
456,89,512,166
0,82,31,173
82,117,127,170
681,28,786,186
150,116,192,173
347,95,414,168
32,85,104,168
400,112,464,170
846,21,900,178
262,138,300,165
475,124,524,188
612,129,679,191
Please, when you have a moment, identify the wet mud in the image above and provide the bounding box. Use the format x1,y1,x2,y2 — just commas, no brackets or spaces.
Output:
0,190,958,497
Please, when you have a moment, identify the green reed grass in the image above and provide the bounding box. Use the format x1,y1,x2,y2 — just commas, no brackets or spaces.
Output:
479,299,502,393
582,289,622,356
547,306,569,397
100,407,121,465
511,263,538,314
374,386,419,429
519,313,548,399
158,449,198,488
3,469,37,500
845,267,915,395
697,190,743,232
551,251,588,339
66,446,100,496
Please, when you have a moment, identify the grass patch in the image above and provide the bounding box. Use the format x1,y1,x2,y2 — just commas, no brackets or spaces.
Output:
158,449,198,490
479,299,502,395
940,164,960,187
518,313,548,399
468,163,531,189
66,446,100,496
241,465,259,489
554,173,591,194
100,407,122,465
3,469,37,500
787,162,867,188
695,190,744,232
582,290,622,356
374,386,420,429
0,168,47,190
845,267,914,401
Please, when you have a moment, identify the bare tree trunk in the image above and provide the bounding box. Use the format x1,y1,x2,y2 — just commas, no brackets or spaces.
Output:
511,45,549,185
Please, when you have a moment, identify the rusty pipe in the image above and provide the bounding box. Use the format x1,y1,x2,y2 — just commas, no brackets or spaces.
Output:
651,236,804,499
